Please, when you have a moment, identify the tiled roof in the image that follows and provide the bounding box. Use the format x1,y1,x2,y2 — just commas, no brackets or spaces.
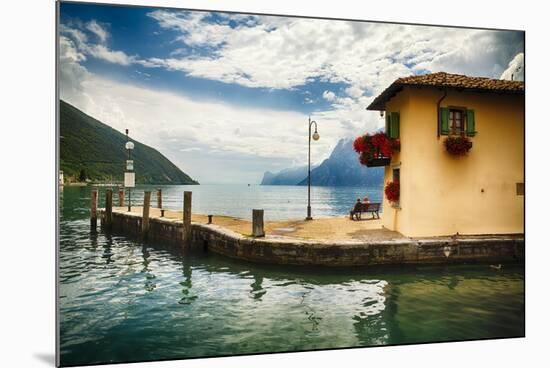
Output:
367,72,524,111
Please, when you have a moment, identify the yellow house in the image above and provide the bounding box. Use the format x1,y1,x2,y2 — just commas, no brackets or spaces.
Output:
366,72,524,237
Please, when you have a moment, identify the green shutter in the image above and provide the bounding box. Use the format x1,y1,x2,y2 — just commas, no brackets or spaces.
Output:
466,109,476,136
440,107,449,135
385,113,391,137
390,112,400,139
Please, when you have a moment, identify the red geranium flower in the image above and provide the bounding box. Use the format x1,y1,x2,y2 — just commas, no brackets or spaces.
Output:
444,136,472,156
353,132,399,166
385,180,400,203
353,136,365,153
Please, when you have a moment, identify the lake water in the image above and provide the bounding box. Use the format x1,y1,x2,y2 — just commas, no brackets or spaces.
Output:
59,185,524,366
75,183,384,221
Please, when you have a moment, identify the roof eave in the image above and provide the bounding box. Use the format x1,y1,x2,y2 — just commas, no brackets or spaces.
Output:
366,83,524,111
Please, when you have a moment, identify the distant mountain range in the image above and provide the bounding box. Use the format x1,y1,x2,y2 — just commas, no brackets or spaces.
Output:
261,138,384,186
261,165,314,185
60,100,198,185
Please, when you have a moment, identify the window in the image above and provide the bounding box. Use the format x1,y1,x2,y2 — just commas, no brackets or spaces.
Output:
449,109,465,135
440,107,476,136
393,167,400,183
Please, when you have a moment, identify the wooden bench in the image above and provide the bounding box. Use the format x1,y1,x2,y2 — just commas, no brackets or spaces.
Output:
350,202,381,220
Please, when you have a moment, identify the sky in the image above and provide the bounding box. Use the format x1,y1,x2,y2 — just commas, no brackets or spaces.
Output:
59,2,524,184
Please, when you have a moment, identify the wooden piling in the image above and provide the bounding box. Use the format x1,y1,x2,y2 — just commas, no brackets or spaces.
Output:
118,189,124,207
142,191,151,239
90,189,98,230
157,189,162,209
104,189,113,230
252,209,265,237
183,191,192,244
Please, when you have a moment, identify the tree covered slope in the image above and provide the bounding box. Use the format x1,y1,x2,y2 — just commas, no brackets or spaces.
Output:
59,100,198,185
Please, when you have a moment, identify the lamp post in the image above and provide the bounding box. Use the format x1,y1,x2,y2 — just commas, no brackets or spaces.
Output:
306,117,320,220
124,129,135,212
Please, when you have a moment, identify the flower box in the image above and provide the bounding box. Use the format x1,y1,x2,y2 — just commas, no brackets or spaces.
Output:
444,136,472,156
366,157,392,167
354,132,399,167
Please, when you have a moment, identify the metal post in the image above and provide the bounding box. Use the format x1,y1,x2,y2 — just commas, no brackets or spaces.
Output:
306,117,318,220
126,129,133,212
307,117,312,220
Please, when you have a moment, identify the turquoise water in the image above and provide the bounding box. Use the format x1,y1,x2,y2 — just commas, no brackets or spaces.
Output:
59,186,524,366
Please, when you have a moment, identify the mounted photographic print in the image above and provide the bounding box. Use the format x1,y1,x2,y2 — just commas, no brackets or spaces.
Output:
56,1,525,366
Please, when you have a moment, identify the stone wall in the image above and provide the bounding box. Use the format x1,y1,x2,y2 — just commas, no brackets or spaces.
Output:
100,210,524,267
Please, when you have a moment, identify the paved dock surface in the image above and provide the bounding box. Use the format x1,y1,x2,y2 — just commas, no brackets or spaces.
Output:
113,206,405,242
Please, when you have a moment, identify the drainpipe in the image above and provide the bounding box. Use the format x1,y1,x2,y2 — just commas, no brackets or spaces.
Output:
436,89,447,139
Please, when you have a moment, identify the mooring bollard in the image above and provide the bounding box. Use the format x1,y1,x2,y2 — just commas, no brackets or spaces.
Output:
252,209,265,237
142,191,151,239
208,214,213,224
157,188,162,209
118,189,124,207
90,189,98,230
183,191,192,245
104,189,113,230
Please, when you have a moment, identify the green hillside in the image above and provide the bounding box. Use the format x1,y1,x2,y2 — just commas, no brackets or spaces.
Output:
60,100,198,185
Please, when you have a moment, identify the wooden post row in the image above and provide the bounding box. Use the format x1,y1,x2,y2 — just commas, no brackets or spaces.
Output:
90,189,98,230
252,209,265,237
142,191,151,239
104,189,113,230
183,191,192,245
118,189,124,207
157,189,162,209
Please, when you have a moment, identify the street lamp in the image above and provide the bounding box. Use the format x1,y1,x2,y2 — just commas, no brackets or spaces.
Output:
124,129,135,212
306,117,320,220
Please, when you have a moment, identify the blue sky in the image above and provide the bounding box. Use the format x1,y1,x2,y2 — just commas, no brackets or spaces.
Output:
59,2,524,184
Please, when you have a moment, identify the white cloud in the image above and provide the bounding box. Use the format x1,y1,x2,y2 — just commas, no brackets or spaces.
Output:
139,12,521,145
179,147,201,152
59,43,368,182
322,90,336,102
87,44,135,65
144,13,520,95
500,52,524,81
59,12,523,183
86,20,109,43
61,22,136,66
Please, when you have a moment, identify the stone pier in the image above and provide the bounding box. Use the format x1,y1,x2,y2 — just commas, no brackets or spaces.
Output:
97,206,524,267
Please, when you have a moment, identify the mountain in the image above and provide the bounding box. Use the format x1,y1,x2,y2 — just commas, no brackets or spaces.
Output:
60,100,198,185
261,165,313,185
296,138,384,186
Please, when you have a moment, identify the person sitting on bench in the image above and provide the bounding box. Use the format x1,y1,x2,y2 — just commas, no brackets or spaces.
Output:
351,198,362,220
353,198,362,212
350,198,380,220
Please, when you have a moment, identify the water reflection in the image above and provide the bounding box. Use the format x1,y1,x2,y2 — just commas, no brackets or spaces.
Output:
141,246,156,292
250,275,266,301
58,186,525,366
101,233,114,265
179,258,197,305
